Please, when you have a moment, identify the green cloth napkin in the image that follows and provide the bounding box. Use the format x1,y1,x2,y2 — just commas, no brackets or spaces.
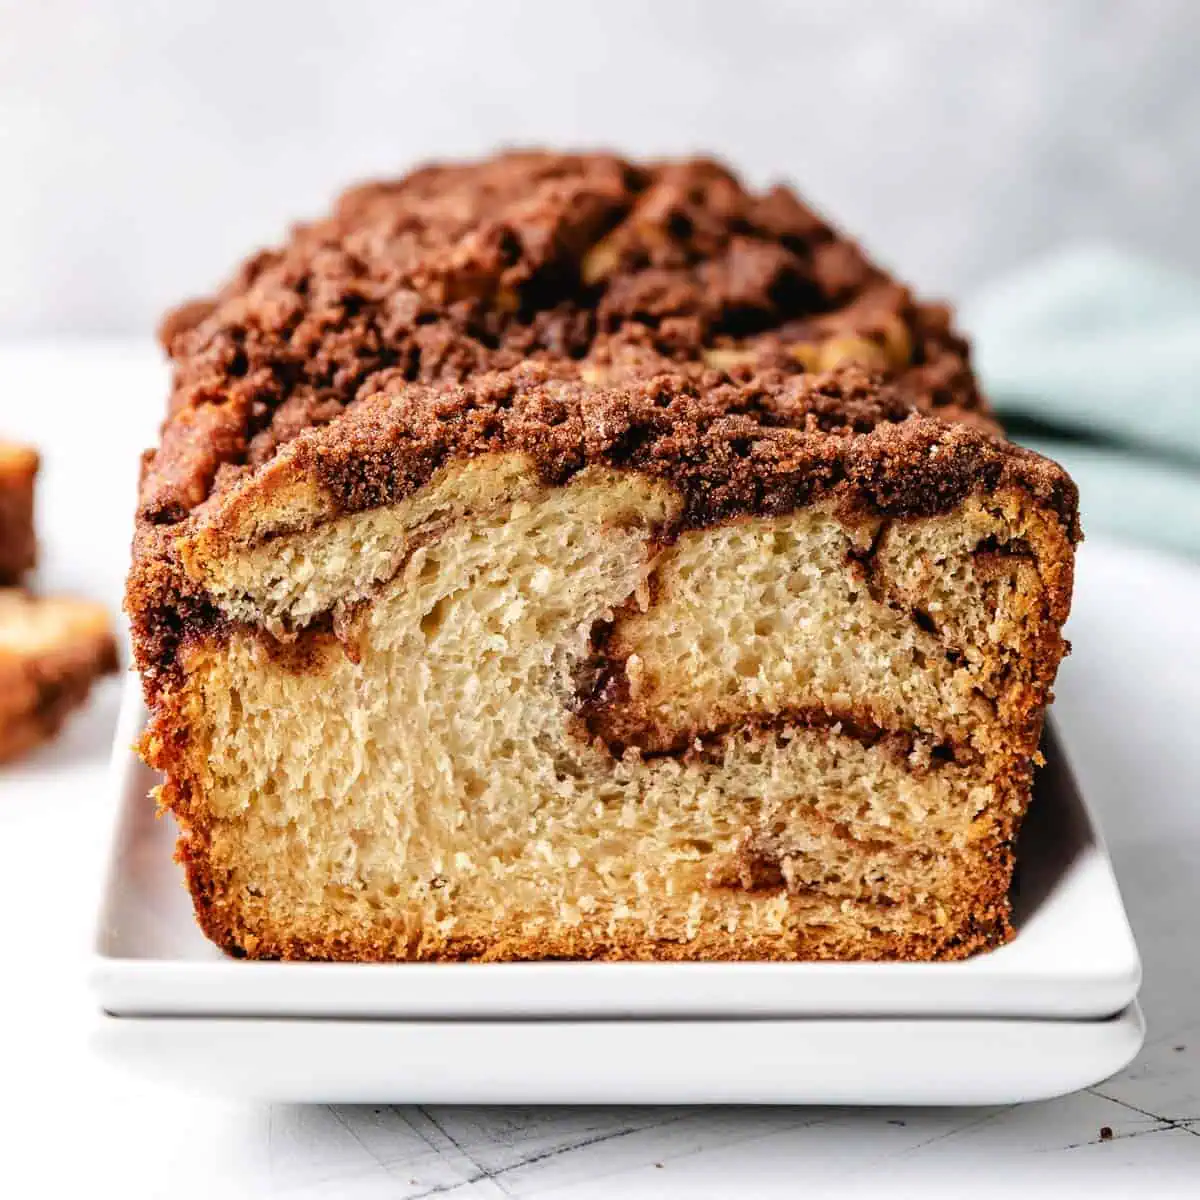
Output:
962,246,1200,558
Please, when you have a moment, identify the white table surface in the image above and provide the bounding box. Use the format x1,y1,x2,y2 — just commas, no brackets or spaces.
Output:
1,341,1197,1198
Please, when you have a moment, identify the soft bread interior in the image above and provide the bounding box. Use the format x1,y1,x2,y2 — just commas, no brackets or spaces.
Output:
171,457,1060,960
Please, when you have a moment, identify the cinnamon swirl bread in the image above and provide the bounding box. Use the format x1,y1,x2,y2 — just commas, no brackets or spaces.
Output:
127,153,1077,961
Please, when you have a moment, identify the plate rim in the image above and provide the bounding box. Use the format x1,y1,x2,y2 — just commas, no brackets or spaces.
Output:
90,1002,1147,1106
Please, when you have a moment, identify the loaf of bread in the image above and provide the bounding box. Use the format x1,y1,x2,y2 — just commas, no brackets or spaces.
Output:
0,590,118,762
0,441,38,585
127,153,1077,961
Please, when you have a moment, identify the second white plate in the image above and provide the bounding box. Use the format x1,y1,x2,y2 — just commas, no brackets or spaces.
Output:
92,1005,1146,1105
93,681,1140,1021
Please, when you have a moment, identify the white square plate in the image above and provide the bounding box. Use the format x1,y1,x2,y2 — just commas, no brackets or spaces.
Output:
92,1005,1146,1105
93,679,1140,1021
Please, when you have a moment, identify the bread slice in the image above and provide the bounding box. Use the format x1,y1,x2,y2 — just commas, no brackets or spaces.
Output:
0,590,119,762
0,441,38,585
127,152,1078,962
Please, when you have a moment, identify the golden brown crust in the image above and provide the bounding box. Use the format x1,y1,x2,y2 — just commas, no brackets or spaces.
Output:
0,590,119,763
0,441,38,586
186,881,1016,964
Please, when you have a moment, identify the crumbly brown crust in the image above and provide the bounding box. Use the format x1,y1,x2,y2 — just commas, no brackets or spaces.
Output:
282,363,1074,530
137,152,997,527
0,442,38,586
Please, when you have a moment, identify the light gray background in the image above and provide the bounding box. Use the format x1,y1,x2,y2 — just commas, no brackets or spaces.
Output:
1,0,1197,336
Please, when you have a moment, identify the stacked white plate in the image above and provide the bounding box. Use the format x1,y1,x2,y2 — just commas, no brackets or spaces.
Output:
92,680,1143,1104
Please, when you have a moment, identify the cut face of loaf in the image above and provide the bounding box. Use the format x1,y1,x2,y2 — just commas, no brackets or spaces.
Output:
145,442,1072,961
